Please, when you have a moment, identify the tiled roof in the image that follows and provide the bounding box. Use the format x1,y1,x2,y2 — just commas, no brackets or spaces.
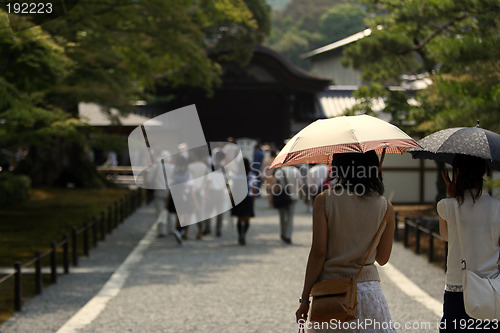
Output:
316,87,388,120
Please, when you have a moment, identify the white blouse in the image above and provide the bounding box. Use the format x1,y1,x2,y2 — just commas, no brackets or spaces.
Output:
437,192,500,287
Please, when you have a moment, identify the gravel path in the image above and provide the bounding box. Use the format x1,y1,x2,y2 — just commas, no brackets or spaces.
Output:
1,197,445,333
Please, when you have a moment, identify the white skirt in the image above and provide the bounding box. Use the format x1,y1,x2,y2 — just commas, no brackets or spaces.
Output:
307,281,396,333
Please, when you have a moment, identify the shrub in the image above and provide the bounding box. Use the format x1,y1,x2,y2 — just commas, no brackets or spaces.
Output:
0,172,31,207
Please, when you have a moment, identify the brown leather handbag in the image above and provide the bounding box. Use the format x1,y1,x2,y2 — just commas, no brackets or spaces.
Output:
309,202,389,323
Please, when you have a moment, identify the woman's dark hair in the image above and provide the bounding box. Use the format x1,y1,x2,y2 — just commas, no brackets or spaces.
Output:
331,151,384,196
452,154,486,205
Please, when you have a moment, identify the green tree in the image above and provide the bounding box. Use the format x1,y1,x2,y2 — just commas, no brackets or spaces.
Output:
266,0,366,69
0,10,103,187
1,1,271,187
267,0,293,10
279,0,347,33
319,3,366,46
41,0,270,113
343,0,500,136
267,26,322,69
342,0,500,203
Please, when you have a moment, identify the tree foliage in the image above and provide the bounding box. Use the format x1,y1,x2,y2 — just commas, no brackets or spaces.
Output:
266,0,366,69
41,0,270,112
319,4,366,44
0,11,77,149
343,0,500,135
0,1,271,187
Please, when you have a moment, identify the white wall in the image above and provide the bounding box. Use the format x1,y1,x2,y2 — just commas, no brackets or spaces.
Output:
310,54,363,86
381,153,439,204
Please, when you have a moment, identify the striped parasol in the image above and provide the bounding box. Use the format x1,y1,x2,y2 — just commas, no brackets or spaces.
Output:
270,115,421,169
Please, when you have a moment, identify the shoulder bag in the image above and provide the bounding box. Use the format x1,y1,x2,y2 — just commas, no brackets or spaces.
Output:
454,200,500,320
308,199,389,323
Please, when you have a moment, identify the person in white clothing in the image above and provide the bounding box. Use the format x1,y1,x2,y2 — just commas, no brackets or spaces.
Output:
306,164,329,212
437,154,500,331
167,155,198,240
206,150,228,237
143,150,182,242
144,150,173,219
222,139,240,171
187,149,211,240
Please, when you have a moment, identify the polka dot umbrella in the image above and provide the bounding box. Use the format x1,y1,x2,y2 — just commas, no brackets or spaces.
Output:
408,125,500,170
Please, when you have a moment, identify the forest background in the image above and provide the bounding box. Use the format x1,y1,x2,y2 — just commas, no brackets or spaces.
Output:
1,0,499,197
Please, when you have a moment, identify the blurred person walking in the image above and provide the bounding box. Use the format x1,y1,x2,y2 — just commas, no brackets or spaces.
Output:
252,144,264,189
223,137,240,164
231,158,258,245
144,150,177,238
262,149,277,208
188,149,211,239
205,150,228,237
144,150,173,220
167,155,198,241
296,151,396,332
273,165,303,244
305,164,329,213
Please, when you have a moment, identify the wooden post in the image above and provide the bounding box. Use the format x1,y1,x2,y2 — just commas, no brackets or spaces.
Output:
134,190,139,209
107,206,113,233
92,217,98,248
126,193,130,215
83,222,89,256
419,159,425,203
34,251,42,294
14,261,22,311
63,233,70,274
100,211,106,241
429,233,435,262
394,212,399,241
72,227,79,266
404,217,410,248
120,198,125,222
127,192,134,216
114,201,119,227
50,241,57,283
416,224,421,254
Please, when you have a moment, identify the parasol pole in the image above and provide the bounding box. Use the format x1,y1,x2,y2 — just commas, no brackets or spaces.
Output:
378,147,386,176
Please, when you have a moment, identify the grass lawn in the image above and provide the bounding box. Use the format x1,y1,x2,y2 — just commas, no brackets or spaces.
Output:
0,187,132,323
0,188,131,267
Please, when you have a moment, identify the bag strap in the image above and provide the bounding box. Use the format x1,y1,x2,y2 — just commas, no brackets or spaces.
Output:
355,198,390,280
453,200,467,269
454,200,500,277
